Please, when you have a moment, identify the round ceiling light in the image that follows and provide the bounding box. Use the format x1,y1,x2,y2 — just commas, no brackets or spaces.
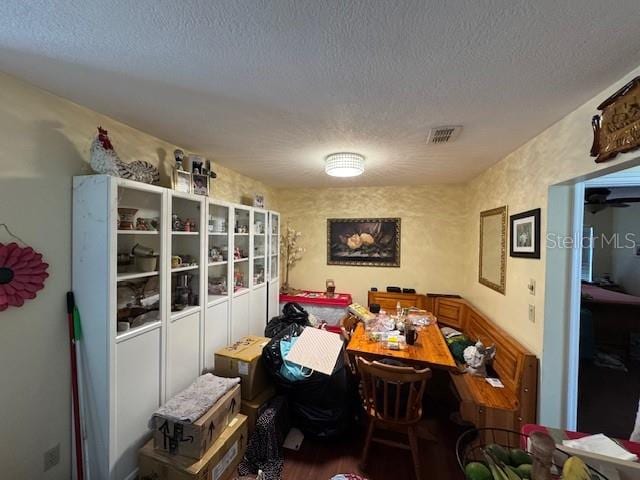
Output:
325,152,365,177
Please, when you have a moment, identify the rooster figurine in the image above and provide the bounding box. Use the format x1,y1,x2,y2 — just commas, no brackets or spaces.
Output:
90,127,160,185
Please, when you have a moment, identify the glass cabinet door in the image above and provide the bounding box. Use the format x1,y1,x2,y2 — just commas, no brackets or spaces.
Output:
232,207,250,294
115,184,163,338
269,212,280,279
207,202,230,304
169,194,203,315
252,210,266,287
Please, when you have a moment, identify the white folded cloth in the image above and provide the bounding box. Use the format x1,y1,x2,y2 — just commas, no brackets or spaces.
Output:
562,434,638,462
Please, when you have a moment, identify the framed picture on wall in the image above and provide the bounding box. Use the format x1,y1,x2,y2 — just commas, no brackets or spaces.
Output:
327,218,401,267
510,208,541,258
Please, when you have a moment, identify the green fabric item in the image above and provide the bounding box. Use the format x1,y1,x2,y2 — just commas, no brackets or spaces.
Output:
448,336,473,363
73,307,82,341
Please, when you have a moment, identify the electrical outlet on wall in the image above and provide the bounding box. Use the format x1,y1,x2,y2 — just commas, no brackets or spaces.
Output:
528,304,535,323
43,444,60,472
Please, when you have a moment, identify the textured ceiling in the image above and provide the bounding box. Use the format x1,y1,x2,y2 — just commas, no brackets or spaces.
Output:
2,1,640,187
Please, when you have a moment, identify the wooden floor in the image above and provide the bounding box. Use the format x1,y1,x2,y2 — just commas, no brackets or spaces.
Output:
282,416,465,480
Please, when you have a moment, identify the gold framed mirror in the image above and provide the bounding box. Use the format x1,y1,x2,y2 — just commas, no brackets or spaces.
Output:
479,206,507,294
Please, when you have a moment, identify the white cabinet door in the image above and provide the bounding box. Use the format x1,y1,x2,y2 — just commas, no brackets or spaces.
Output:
268,279,280,321
166,310,201,399
231,292,250,342
204,301,229,370
249,285,267,336
114,328,161,479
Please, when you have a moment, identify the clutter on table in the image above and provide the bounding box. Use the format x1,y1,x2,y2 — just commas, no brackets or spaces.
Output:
359,302,436,351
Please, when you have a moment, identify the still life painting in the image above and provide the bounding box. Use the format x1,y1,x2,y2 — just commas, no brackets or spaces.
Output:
327,218,400,267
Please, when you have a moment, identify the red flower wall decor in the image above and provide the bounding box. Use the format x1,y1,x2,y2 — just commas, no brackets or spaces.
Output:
0,242,49,311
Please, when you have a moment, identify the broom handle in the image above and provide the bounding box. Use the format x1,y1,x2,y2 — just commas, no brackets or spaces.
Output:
67,292,84,480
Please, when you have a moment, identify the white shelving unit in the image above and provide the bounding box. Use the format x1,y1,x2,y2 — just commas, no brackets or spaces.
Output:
204,199,232,370
267,211,281,321
72,175,279,479
166,191,205,399
249,208,268,336
230,205,251,342
73,176,166,480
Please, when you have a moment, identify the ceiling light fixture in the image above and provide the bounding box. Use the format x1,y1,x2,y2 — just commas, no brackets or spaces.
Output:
324,152,365,177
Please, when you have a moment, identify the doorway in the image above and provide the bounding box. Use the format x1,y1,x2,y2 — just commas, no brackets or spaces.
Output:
540,161,640,432
576,173,640,437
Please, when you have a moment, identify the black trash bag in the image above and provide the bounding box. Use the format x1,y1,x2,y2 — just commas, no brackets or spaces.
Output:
261,324,350,439
264,302,310,338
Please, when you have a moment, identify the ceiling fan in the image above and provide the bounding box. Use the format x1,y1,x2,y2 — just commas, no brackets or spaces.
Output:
584,187,640,214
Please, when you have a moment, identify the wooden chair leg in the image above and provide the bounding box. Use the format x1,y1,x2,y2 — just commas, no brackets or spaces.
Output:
360,418,375,470
408,426,421,480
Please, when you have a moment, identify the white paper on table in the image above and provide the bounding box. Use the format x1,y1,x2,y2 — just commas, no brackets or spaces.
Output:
562,434,638,462
285,327,343,375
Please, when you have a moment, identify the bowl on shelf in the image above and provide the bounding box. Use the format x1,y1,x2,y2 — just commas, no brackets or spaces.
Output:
118,207,138,230
134,255,158,273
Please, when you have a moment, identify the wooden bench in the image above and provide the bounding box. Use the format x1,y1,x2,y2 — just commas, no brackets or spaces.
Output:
432,296,538,434
367,290,427,312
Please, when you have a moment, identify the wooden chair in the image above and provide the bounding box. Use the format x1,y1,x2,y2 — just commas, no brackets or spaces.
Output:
339,313,359,342
340,314,360,375
356,356,432,480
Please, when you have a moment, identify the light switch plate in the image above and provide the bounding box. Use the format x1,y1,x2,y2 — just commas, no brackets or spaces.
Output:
528,304,535,323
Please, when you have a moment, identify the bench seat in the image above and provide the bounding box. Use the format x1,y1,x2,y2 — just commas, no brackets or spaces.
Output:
431,295,538,433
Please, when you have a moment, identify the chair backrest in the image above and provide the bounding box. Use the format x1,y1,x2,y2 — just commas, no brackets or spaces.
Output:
340,314,359,342
357,356,432,425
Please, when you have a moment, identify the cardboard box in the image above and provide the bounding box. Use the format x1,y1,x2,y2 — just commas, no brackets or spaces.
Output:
214,336,271,400
151,385,241,460
139,414,248,480
240,386,276,435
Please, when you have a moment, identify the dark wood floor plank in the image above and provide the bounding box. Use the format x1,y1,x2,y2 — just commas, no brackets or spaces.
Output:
282,418,465,480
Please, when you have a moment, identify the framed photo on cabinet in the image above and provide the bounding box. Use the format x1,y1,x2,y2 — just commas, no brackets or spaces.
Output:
509,208,541,259
192,173,209,196
172,169,192,194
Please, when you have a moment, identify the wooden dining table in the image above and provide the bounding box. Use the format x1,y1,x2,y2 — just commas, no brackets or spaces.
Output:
346,321,457,370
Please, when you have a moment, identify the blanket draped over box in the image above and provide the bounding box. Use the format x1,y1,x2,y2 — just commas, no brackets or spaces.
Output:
151,374,240,423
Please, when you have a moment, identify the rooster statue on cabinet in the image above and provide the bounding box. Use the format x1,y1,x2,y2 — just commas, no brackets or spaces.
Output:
90,126,160,185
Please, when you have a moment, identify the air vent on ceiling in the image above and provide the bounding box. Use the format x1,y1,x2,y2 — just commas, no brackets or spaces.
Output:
427,125,462,144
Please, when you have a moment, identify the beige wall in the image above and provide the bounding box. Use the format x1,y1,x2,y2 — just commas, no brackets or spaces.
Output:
462,65,640,355
611,204,640,296
584,208,614,280
0,72,273,479
277,185,467,305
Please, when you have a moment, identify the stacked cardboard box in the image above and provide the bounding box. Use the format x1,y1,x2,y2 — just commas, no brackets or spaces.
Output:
139,415,247,480
214,336,272,401
241,386,276,435
214,336,277,433
139,384,247,480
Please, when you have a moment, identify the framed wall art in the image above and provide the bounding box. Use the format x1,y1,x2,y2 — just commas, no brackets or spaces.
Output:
327,218,400,267
509,208,541,259
479,206,508,294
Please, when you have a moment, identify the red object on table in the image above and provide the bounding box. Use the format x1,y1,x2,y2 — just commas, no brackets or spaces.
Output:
521,424,640,456
279,290,352,308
